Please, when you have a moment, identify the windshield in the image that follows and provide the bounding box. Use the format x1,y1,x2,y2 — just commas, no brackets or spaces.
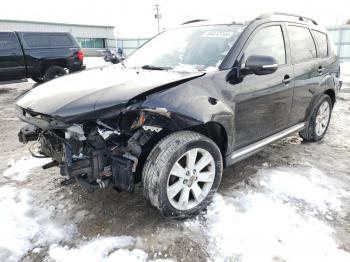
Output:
123,24,244,72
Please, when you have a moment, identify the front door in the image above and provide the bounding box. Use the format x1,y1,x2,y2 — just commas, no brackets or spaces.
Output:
0,32,26,82
233,23,294,149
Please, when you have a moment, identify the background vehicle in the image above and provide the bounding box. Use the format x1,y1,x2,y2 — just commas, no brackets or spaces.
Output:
16,12,340,219
0,32,85,83
103,49,118,64
103,48,125,64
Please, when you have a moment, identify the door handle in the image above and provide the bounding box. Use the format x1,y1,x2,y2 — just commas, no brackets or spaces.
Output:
282,75,291,84
317,67,325,74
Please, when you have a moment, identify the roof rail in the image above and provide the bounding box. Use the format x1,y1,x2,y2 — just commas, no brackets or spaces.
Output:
257,12,318,25
181,19,208,25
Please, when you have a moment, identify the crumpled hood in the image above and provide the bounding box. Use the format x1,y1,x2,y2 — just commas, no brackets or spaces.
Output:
16,65,204,118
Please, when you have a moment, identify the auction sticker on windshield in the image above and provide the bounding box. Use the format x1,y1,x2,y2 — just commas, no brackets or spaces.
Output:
201,31,234,38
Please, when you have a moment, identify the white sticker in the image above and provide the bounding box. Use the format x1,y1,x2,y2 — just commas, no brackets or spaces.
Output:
201,31,234,38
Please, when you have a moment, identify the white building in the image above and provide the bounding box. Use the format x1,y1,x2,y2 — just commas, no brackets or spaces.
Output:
0,19,116,56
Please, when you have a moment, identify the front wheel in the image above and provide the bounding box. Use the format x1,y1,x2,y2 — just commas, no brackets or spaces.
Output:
299,94,333,142
142,131,223,219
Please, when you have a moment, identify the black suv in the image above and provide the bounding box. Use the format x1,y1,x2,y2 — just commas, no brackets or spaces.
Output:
0,32,85,83
16,13,340,218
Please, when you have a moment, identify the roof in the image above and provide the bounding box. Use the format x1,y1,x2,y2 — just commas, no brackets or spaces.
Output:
179,12,321,28
0,19,114,29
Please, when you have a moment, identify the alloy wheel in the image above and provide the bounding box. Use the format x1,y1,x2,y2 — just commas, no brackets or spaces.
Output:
166,148,215,210
315,101,330,136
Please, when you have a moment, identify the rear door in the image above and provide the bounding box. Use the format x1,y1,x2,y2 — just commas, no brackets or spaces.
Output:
0,32,26,81
312,29,335,87
233,23,295,149
287,24,320,124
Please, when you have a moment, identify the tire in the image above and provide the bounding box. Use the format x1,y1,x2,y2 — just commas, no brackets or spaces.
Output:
43,66,67,82
299,94,333,142
142,130,223,219
31,77,43,83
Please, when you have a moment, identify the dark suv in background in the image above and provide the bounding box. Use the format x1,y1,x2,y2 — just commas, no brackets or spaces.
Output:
0,32,85,83
16,12,340,219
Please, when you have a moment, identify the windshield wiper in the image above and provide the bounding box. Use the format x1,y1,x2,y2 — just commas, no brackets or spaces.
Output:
141,65,170,71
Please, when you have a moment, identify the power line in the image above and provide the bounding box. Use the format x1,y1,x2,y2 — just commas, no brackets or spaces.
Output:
154,4,161,33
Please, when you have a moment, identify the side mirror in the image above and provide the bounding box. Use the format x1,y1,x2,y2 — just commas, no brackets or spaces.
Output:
244,55,278,75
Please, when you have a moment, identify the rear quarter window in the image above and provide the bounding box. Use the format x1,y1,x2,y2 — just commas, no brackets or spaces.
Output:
312,30,329,58
49,35,74,46
23,34,50,47
23,33,74,48
288,26,317,63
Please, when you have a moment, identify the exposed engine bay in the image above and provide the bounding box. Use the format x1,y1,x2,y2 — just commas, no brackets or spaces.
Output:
17,105,167,192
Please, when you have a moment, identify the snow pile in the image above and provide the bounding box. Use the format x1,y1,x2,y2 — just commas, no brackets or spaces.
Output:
3,156,50,182
0,156,173,262
186,165,350,262
49,236,173,262
0,185,75,261
0,158,75,261
49,236,145,262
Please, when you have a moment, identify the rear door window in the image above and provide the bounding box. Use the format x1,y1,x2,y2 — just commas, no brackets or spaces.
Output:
244,25,286,65
23,34,50,48
288,26,317,63
0,33,20,50
312,30,328,58
49,35,73,46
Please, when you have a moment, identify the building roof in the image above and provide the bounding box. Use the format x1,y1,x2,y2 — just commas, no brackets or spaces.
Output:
0,19,114,29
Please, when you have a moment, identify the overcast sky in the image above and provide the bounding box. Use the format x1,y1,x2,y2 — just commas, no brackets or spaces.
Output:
1,0,349,37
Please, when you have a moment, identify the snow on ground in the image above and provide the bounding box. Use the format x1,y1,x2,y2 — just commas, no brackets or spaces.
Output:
3,156,50,182
0,157,75,261
49,236,149,262
49,236,174,262
186,165,350,262
0,158,173,262
84,57,111,69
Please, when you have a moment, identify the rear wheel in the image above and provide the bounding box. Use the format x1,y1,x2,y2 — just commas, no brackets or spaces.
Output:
43,65,67,82
299,94,332,142
142,131,223,219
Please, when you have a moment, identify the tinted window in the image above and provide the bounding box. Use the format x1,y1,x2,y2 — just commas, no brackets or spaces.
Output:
23,34,50,47
288,26,317,63
49,35,73,46
244,26,286,65
0,33,19,50
313,31,328,58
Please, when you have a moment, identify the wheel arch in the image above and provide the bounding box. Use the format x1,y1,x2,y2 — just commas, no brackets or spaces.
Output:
324,88,336,106
185,121,228,157
41,59,68,75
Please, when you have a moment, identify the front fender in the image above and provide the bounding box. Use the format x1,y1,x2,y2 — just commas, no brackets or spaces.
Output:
141,92,235,155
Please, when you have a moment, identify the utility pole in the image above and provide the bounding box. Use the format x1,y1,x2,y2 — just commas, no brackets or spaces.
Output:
154,4,161,33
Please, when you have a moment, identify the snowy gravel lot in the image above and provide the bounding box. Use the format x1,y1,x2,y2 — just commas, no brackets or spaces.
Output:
0,78,349,262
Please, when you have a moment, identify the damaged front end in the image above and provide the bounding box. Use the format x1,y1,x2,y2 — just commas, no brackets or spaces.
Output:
17,105,168,193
